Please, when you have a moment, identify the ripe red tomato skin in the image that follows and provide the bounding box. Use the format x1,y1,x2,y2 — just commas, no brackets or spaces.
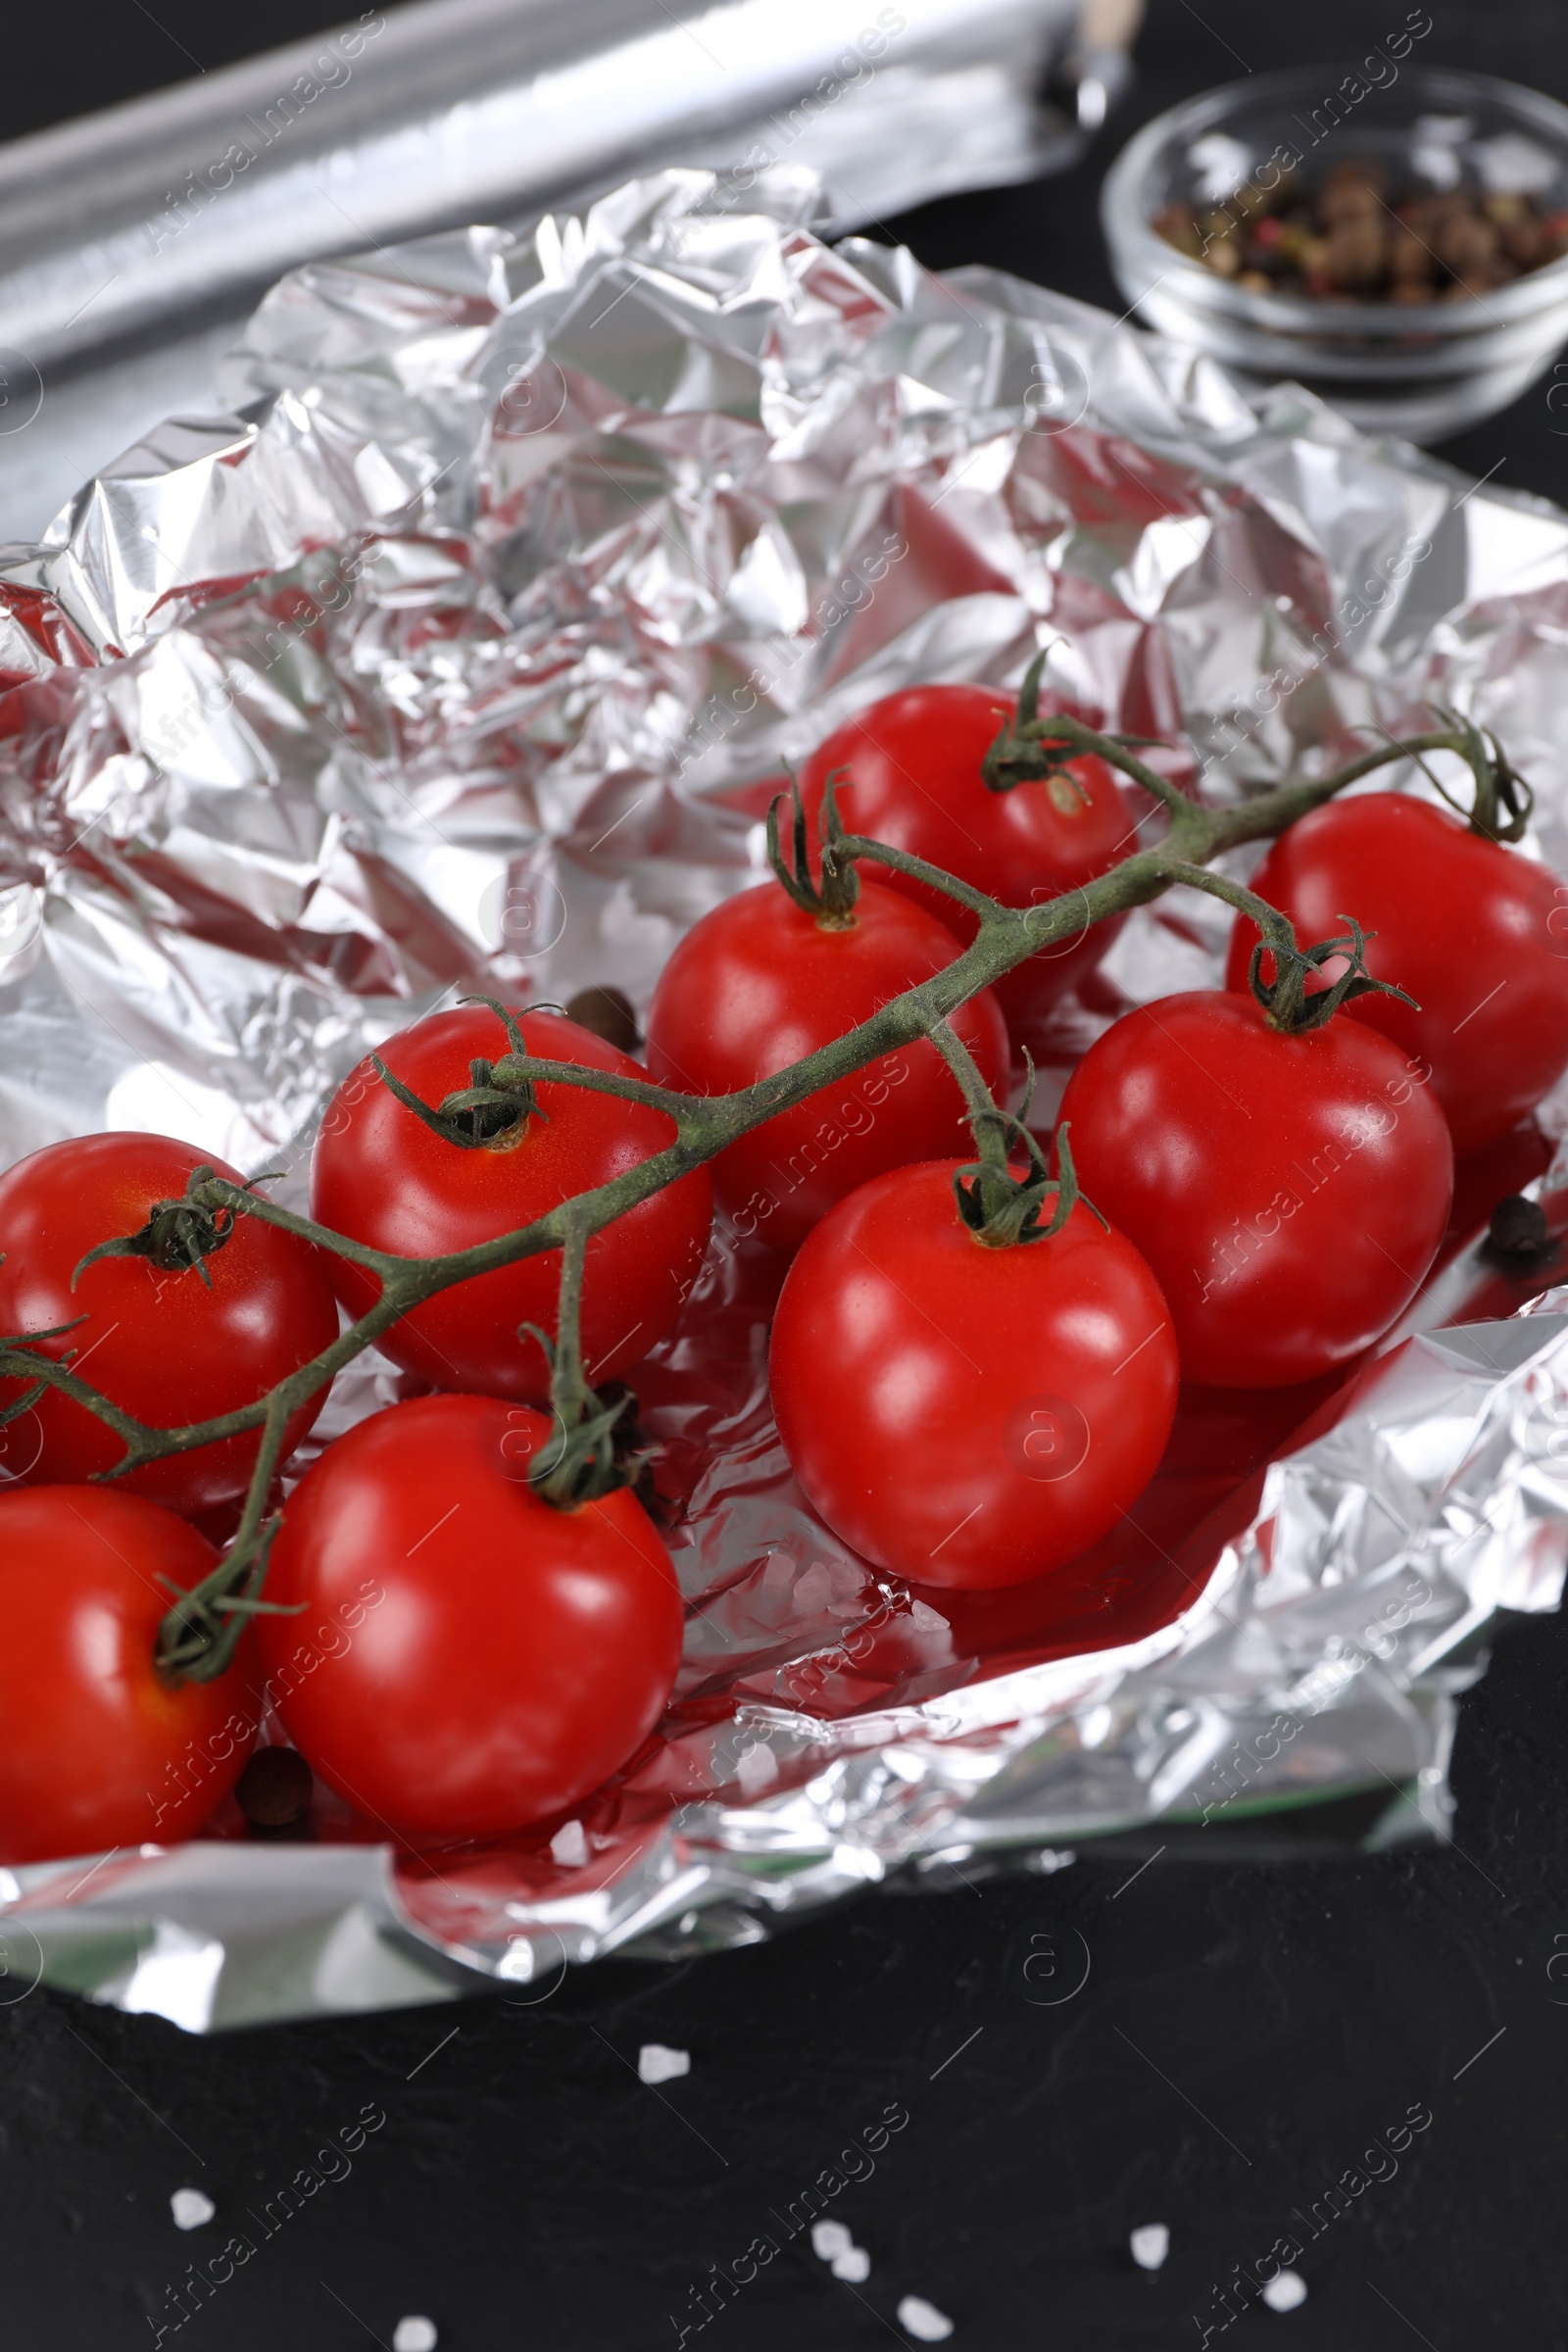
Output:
1058,990,1454,1389
257,1393,684,1843
769,1161,1179,1590
644,876,1009,1253
1225,794,1568,1157
311,1009,712,1402
0,1488,258,1865
797,684,1135,1026
0,1134,340,1512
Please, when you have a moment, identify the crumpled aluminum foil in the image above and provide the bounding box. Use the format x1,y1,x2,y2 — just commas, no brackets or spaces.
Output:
2,167,1567,2030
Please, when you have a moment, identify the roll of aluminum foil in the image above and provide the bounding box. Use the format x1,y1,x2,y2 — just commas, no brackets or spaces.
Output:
3,0,1102,374
1,166,1565,2029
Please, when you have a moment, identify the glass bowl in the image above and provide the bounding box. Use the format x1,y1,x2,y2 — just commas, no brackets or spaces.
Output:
1102,65,1568,441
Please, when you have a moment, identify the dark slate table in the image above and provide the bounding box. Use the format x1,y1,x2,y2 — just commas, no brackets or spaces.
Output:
5,2,1567,2344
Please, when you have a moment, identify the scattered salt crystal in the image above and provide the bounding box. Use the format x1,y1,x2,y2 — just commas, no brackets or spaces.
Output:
549,1819,588,1867
734,1740,779,1792
1262,2271,1307,2313
392,2320,438,2352
794,1563,833,1612
171,2188,215,2230
1130,2223,1169,2271
898,2295,954,2340
829,1562,862,1598
762,1552,795,1588
909,1600,950,1633
638,2042,690,2084
831,2246,871,2281
811,2219,853,2261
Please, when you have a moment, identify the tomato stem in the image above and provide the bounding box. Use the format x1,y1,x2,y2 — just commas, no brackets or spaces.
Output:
520,1217,642,1510
371,996,551,1151
766,769,860,925
928,1021,1103,1248
981,651,1181,803
1406,706,1533,845
69,1164,277,1291
1155,859,1419,1034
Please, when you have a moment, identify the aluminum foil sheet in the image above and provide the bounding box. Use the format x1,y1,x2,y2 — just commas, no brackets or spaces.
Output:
2,167,1567,2029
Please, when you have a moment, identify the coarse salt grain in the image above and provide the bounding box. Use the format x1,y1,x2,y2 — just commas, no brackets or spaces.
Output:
1130,2223,1169,2271
392,2320,438,2352
810,2219,853,2261
171,2188,215,2230
897,2294,955,2341
1262,2271,1307,2312
549,1819,588,1867
638,2043,690,2084
908,1600,950,1633
831,2246,871,2281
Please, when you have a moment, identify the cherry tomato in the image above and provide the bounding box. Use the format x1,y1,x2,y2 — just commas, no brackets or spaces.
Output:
1058,990,1454,1387
0,1488,258,1863
0,1134,339,1513
257,1393,684,1842
1224,793,1568,1156
644,874,1008,1253
797,684,1135,1031
312,1007,712,1401
768,1160,1178,1589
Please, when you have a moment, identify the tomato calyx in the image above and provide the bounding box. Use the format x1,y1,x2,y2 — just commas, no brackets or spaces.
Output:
956,1106,1104,1250
980,649,1162,797
1407,704,1533,845
521,1323,643,1509
767,770,859,928
71,1163,270,1292
155,1518,294,1685
517,1212,650,1510
1246,912,1418,1036
371,996,552,1152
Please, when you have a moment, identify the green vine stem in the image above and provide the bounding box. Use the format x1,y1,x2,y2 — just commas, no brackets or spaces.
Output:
1151,859,1419,1033
0,713,1506,1681
927,1020,1101,1248
520,1214,637,1509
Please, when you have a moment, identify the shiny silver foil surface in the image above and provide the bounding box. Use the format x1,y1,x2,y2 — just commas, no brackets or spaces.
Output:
1,169,1566,2029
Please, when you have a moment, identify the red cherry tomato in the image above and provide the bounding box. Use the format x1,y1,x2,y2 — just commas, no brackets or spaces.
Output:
1058,990,1454,1387
797,684,1135,1030
258,1393,684,1842
312,1008,712,1401
1224,794,1568,1156
0,1488,258,1863
769,1160,1178,1589
644,874,1009,1253
0,1134,339,1512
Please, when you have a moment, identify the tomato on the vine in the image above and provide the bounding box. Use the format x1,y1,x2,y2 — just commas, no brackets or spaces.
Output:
0,1134,339,1513
797,682,1135,1030
769,1157,1178,1589
1224,793,1568,1156
1058,985,1454,1387
644,870,1008,1253
0,1488,258,1863
257,1393,684,1842
312,1005,712,1401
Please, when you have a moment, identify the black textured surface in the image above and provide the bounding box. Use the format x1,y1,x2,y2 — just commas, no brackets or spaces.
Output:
5,3,1568,2347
